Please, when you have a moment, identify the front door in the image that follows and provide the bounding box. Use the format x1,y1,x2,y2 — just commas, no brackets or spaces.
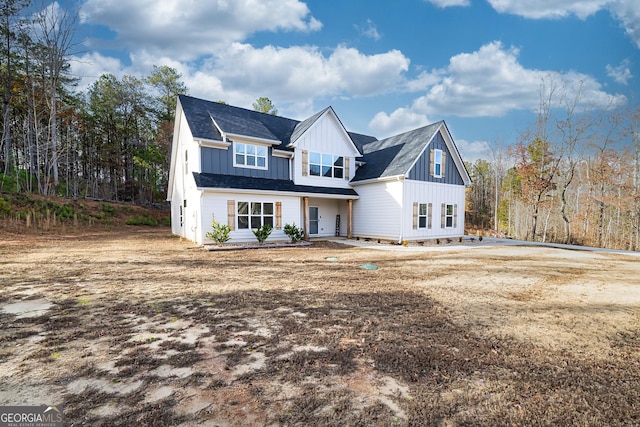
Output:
309,207,319,235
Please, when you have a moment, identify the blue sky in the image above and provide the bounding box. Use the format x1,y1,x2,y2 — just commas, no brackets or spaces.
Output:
67,0,639,161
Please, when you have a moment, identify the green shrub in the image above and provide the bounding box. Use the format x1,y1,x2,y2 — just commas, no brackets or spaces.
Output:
252,224,273,244
0,197,11,217
125,215,158,226
283,223,304,243
205,218,231,245
102,203,117,216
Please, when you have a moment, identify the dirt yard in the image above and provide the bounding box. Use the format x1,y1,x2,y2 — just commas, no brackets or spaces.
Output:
1,228,639,426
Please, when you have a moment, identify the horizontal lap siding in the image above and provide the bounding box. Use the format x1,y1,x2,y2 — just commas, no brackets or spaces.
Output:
403,180,466,240
200,192,301,244
352,181,403,240
201,146,290,180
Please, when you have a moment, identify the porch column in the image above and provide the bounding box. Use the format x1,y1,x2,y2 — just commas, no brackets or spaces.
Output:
347,199,353,239
303,196,309,241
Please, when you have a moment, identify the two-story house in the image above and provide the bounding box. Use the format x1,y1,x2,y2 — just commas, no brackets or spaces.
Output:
167,95,471,245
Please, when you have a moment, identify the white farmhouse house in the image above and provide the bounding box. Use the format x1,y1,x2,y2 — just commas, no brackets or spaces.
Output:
167,95,472,245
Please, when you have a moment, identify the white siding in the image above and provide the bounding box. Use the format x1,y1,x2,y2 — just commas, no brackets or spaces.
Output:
402,180,466,240
199,192,301,244
170,109,200,241
352,180,403,240
307,198,345,238
293,113,360,188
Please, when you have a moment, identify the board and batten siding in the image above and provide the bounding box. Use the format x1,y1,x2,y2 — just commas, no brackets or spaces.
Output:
408,131,464,185
170,109,201,242
402,180,466,240
293,113,360,188
306,198,349,238
200,146,290,180
199,192,301,244
352,180,403,240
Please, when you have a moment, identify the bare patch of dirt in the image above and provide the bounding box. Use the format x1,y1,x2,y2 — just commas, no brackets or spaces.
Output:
1,229,639,426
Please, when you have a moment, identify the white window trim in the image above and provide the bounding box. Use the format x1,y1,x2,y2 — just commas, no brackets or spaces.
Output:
237,201,274,230
445,203,454,228
308,151,344,179
418,203,432,229
233,141,268,170
434,149,443,178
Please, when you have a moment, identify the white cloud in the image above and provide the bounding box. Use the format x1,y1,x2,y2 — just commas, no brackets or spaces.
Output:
609,1,640,49
79,0,322,61
73,0,412,115
606,59,632,84
455,139,491,163
486,0,608,19
486,0,640,48
357,19,382,40
369,41,626,136
425,0,471,7
202,43,410,104
369,108,430,137
70,52,128,92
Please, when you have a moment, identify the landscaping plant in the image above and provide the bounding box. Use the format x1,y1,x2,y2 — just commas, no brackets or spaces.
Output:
205,218,231,245
252,223,273,244
283,223,304,243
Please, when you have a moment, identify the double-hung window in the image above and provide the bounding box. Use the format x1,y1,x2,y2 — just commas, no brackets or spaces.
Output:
237,202,274,229
309,152,344,178
441,203,456,228
234,142,267,169
418,203,432,229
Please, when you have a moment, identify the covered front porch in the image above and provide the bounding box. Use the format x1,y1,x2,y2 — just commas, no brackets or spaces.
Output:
300,196,355,241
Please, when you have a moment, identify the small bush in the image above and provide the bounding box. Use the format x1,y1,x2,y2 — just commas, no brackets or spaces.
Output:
125,215,158,226
102,203,117,216
0,197,11,217
252,224,273,244
283,223,304,243
206,218,231,245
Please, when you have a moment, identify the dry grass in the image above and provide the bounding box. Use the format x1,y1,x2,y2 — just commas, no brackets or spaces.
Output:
0,228,639,426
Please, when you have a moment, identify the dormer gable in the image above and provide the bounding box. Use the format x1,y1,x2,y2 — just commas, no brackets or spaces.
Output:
288,107,361,157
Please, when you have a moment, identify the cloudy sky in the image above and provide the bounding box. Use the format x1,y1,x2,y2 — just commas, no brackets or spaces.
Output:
69,0,638,161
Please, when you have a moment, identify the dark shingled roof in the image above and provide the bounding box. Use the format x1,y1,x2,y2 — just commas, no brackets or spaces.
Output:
179,95,300,149
352,121,443,182
193,173,359,197
348,132,378,153
179,95,463,186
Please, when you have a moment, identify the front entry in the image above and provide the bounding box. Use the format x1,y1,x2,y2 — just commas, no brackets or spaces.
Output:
309,207,319,235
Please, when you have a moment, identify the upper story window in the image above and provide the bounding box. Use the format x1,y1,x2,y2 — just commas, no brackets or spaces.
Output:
309,152,344,179
434,149,443,177
234,142,267,170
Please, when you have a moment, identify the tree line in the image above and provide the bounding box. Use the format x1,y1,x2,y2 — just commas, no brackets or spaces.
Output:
466,80,639,251
0,1,187,204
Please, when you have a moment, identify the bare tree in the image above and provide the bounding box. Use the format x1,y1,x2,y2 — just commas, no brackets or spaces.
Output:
31,0,81,189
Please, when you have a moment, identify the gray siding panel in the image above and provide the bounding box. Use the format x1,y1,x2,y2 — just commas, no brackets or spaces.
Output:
408,133,464,185
201,147,290,180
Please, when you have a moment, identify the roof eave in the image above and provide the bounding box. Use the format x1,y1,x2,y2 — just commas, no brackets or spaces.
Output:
198,186,359,200
225,132,282,146
350,175,406,186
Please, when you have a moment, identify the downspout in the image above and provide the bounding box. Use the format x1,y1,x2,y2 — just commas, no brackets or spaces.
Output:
398,175,405,245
